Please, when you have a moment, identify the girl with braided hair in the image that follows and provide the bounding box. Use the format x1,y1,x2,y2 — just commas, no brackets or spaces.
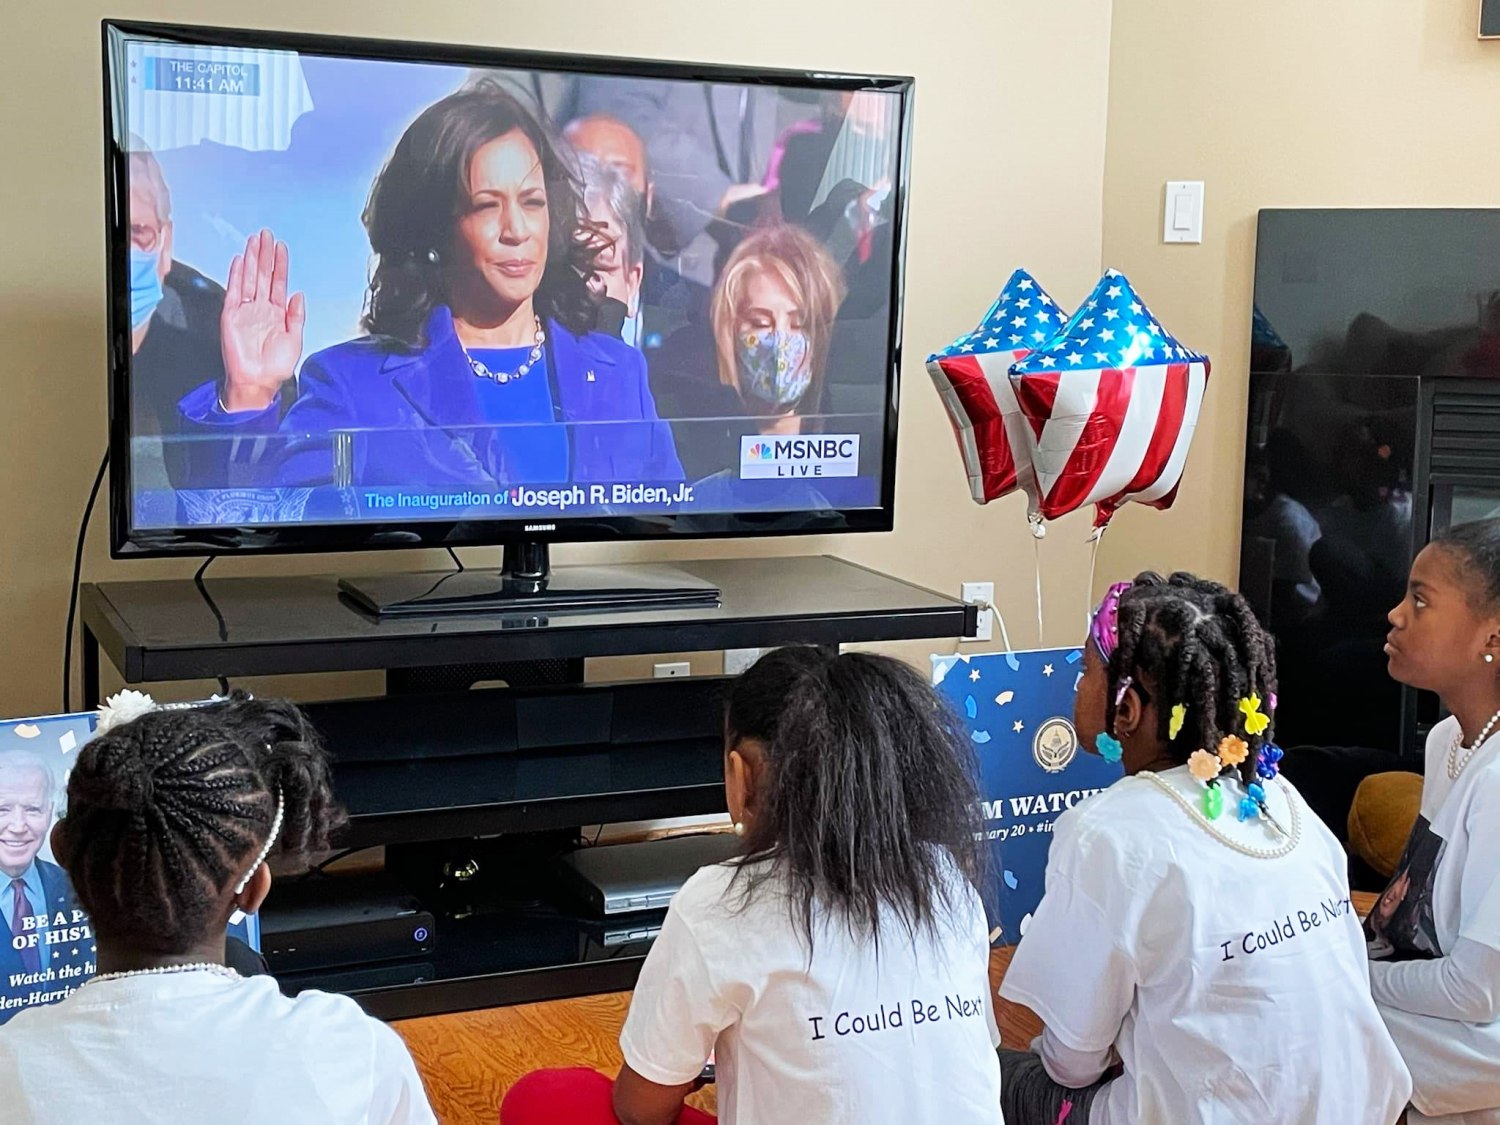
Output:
997,572,1411,1125
0,693,436,1124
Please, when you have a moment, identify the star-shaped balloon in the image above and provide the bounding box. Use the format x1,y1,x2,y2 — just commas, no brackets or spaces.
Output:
926,269,1069,522
1007,269,1210,531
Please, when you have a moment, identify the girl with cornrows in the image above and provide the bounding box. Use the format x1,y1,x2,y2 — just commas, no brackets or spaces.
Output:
0,693,436,1124
997,572,1411,1124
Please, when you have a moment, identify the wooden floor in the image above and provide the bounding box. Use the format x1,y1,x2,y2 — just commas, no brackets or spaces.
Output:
395,948,1035,1124
394,891,1378,1124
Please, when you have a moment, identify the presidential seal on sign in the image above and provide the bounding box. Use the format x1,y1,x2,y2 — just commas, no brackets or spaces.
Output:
1032,717,1078,774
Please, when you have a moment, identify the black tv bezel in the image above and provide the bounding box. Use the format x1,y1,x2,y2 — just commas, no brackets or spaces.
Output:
102,20,913,559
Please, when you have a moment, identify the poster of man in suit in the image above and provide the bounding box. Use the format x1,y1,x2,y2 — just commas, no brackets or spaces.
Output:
0,715,96,1023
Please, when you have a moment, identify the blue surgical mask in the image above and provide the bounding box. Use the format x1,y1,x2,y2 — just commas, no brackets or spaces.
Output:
736,329,811,409
129,248,163,330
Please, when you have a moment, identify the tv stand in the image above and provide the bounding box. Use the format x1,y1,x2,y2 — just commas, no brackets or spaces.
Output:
78,556,976,1019
338,541,720,618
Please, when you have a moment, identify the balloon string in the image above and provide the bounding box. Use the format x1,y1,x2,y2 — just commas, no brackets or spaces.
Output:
1086,527,1105,633
1033,534,1045,645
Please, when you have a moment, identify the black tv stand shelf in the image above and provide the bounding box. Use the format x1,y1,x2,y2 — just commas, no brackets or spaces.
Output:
77,555,976,1019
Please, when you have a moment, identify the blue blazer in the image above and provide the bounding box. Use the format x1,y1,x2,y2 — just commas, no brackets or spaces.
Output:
179,306,683,489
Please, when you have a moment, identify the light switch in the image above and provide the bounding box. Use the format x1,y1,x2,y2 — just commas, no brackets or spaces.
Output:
1163,180,1204,244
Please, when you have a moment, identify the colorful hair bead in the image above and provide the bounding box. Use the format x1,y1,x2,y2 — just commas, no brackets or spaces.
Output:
1256,744,1284,780
1239,694,1270,736
1168,703,1186,741
1095,732,1124,763
1203,782,1224,820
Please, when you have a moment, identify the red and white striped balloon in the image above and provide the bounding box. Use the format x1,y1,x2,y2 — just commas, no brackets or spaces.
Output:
1008,270,1210,531
926,270,1067,519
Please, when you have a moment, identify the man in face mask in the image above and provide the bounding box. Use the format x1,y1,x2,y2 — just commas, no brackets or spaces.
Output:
127,146,229,488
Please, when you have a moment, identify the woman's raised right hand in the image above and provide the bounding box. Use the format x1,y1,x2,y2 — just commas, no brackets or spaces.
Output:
219,228,306,413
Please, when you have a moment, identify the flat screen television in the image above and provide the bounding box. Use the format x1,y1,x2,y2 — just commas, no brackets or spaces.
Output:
101,22,912,583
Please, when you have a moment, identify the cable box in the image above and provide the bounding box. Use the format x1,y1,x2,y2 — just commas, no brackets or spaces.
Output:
557,832,741,917
261,875,436,974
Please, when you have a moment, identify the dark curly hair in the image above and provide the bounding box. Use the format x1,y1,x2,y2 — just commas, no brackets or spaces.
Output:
361,79,602,344
1104,573,1279,783
55,693,344,956
1435,518,1500,610
725,647,987,949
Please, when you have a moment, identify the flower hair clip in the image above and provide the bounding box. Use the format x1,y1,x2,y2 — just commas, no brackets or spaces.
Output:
96,690,158,736
1187,736,1254,820
95,689,232,738
1188,748,1226,818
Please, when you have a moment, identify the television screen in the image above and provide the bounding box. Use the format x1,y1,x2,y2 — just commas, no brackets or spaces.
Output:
103,23,910,555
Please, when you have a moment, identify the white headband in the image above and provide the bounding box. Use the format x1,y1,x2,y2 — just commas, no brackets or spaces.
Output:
234,789,285,895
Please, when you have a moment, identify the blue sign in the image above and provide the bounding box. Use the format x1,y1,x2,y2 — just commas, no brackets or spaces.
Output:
0,709,260,1024
933,648,1122,945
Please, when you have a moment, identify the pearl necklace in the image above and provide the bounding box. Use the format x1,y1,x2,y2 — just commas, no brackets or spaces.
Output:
88,963,241,987
1139,771,1302,859
1448,706,1500,780
464,317,546,384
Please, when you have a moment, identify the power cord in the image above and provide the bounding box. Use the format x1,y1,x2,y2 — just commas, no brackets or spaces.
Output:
63,450,110,714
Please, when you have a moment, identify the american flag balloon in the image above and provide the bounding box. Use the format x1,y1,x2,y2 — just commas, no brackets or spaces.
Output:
926,269,1069,516
1008,270,1210,531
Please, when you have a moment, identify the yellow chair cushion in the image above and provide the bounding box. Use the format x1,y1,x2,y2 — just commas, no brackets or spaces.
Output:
1348,771,1424,878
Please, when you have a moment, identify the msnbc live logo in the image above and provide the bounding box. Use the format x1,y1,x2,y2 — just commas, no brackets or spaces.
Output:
740,435,860,479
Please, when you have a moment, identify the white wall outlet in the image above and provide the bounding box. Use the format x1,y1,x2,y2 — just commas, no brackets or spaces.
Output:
654,661,692,679
723,648,762,676
960,582,995,643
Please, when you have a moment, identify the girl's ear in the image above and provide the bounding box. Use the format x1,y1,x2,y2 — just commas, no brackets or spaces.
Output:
1115,684,1144,738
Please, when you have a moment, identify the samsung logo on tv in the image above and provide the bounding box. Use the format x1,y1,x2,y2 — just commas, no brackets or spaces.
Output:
523,524,557,532
740,435,860,480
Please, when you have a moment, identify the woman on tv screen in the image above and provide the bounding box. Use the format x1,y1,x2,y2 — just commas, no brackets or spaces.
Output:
176,80,683,492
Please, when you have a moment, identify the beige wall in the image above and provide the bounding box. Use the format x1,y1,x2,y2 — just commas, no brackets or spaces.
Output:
0,0,1112,717
1100,0,1500,586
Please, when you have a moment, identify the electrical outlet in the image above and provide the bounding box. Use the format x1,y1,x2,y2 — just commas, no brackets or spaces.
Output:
723,648,762,676
961,582,995,643
654,661,692,679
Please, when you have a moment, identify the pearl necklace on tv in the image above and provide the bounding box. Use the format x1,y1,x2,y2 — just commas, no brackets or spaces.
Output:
88,963,241,986
1449,706,1500,780
464,317,546,384
1138,770,1302,859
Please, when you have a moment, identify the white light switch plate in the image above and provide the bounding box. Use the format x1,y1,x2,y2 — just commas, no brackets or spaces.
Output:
1163,180,1204,244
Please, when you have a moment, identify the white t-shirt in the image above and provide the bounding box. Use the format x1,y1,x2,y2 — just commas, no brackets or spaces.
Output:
620,858,1003,1125
0,970,436,1124
1000,766,1411,1125
1368,718,1500,1125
